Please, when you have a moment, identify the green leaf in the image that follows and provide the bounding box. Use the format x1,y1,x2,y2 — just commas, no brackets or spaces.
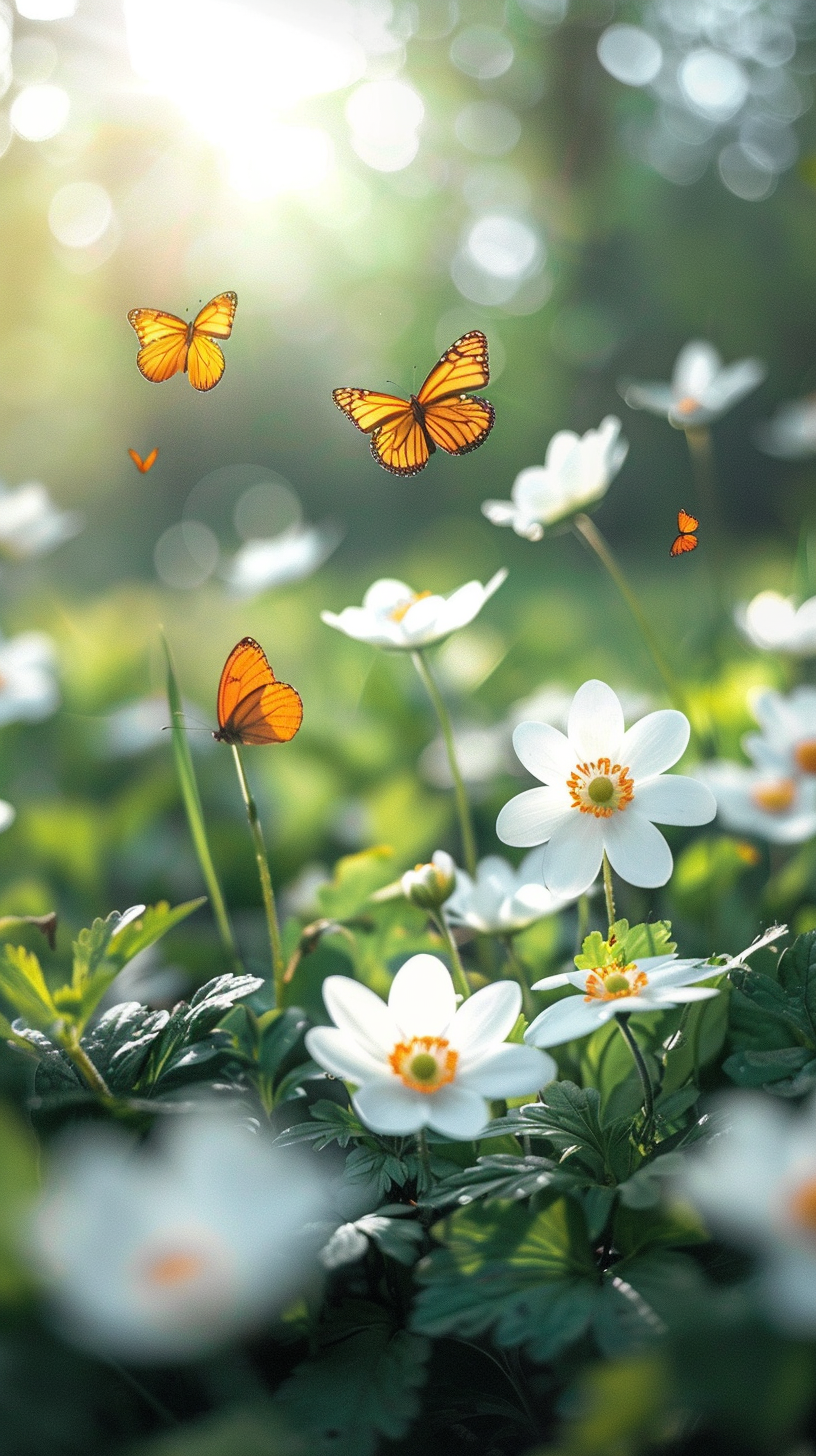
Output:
725,931,816,1092
273,1300,430,1456
316,847,398,921
136,973,263,1091
0,1102,39,1300
612,1201,707,1259
62,899,205,1028
0,944,60,1031
274,1099,366,1151
320,1207,424,1269
128,1407,302,1456
574,919,675,972
502,1082,635,1184
420,1154,563,1209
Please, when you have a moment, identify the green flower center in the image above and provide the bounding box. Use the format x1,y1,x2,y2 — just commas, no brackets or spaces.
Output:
409,1053,439,1083
588,775,614,804
603,972,630,995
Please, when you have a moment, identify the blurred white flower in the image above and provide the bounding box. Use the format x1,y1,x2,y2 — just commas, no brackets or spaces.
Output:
743,686,816,782
321,570,507,651
735,590,816,656
621,340,766,428
0,632,59,724
755,396,816,459
445,848,572,935
481,416,628,539
525,953,719,1048
305,952,553,1139
678,1092,816,1332
420,721,510,789
497,679,715,898
694,760,816,844
0,482,82,559
31,1113,330,1361
221,522,342,599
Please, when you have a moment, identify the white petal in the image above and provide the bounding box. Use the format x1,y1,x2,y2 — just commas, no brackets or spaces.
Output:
524,994,601,1048
541,813,604,897
673,340,720,398
425,1084,491,1139
622,710,689,779
352,1080,425,1135
621,382,674,416
603,811,673,888
322,976,400,1058
457,1043,555,1097
704,358,765,413
362,579,413,613
568,680,624,761
511,721,574,784
530,972,571,991
496,787,572,847
399,593,447,640
651,986,720,1004
482,499,517,527
388,954,456,1038
451,980,521,1061
305,1027,387,1083
634,774,716,826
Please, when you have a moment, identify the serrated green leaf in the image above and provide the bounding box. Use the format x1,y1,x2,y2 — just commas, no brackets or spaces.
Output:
136,973,262,1090
505,1082,636,1184
0,945,60,1031
420,1154,563,1209
574,920,675,973
63,899,206,1029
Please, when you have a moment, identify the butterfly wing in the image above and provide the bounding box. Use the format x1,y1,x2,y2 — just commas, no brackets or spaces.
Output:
670,532,698,556
332,388,408,435
216,637,303,745
417,331,490,406
128,447,158,473
128,307,190,385
370,410,431,476
187,333,227,391
423,396,495,456
677,508,699,533
192,291,238,340
128,308,187,349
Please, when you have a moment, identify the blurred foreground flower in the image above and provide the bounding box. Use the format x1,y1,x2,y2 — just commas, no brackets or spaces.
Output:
481,417,627,539
305,953,553,1139
31,1114,330,1361
621,340,766,428
321,570,507,651
695,760,816,844
0,481,82,559
445,849,572,935
497,679,715,898
525,953,718,1048
755,396,816,459
0,631,59,724
744,687,816,782
736,590,816,656
678,1092,816,1332
221,521,342,599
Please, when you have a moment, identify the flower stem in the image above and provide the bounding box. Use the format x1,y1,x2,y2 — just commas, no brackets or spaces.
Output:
431,911,471,1000
415,1127,432,1192
61,1026,112,1101
576,892,590,951
615,1013,655,1135
502,935,535,1021
411,649,477,876
230,745,285,1003
602,851,616,933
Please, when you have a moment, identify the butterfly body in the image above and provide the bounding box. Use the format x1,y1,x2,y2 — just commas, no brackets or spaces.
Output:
333,331,494,476
214,637,302,747
128,291,237,392
670,508,699,557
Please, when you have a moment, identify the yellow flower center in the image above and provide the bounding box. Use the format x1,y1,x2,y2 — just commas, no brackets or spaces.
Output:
568,758,634,818
388,1035,458,1093
390,590,432,623
751,778,796,815
584,962,648,1002
788,1178,816,1238
794,739,816,775
674,395,700,416
140,1249,209,1289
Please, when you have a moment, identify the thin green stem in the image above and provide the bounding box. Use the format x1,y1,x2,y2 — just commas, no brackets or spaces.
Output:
615,1013,655,1135
411,649,477,876
61,1026,112,1101
106,1359,178,1427
415,1128,432,1193
230,745,284,1003
431,910,471,1000
576,892,590,952
502,935,535,1021
602,851,616,933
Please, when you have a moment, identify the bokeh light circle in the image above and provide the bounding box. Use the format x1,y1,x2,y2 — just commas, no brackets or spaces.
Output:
48,182,112,248
466,213,541,279
597,25,662,87
455,101,521,157
449,25,514,81
718,142,776,201
10,83,69,140
154,521,219,591
679,50,748,120
346,79,423,172
234,479,302,541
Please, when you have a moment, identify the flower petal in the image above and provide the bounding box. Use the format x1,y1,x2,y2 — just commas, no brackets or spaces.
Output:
305,1027,387,1083
568,680,624,761
603,811,673,888
362,579,413,613
321,976,400,1058
673,340,720,399
530,972,571,991
458,1043,555,1097
622,710,689,780
388,954,456,1038
496,787,572,847
634,774,716,826
425,1084,491,1139
524,994,601,1047
451,980,521,1061
651,986,720,1004
511,721,575,784
352,1080,425,1135
541,813,604,898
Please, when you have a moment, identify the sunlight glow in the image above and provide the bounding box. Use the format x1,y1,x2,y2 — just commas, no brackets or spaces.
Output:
15,0,75,16
10,83,68,140
346,79,424,172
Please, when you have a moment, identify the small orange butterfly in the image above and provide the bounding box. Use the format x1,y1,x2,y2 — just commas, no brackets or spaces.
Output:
128,447,158,473
670,508,699,557
332,331,495,477
127,291,237,392
213,638,303,747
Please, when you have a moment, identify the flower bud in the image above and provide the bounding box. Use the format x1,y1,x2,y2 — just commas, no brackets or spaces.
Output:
401,851,456,910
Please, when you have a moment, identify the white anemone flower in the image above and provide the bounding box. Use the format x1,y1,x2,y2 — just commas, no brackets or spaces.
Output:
0,481,82,559
525,953,719,1048
742,687,816,785
755,396,816,460
497,680,716,899
735,590,816,657
695,760,816,845
0,632,59,724
304,953,555,1139
678,1092,816,1333
444,849,573,936
221,522,342,599
481,417,628,540
321,570,507,651
621,340,766,429
30,1113,330,1362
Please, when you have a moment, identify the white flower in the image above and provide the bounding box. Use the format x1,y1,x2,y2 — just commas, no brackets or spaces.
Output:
0,631,59,724
735,590,816,656
525,953,719,1048
677,1092,816,1332
30,1113,330,1361
695,760,816,844
621,340,766,429
755,396,816,459
321,570,507,651
305,953,554,1139
221,522,342,599
445,849,573,935
0,481,82,558
508,682,653,734
481,417,628,540
497,679,716,898
743,687,816,784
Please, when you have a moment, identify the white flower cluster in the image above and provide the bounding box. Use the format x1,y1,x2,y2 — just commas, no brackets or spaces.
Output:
698,686,816,843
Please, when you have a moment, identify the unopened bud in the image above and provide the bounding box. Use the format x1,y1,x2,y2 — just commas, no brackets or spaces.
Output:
401,852,456,910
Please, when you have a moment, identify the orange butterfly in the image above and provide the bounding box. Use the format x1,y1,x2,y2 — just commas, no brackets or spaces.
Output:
213,638,303,746
127,291,237,392
670,508,699,557
333,331,495,476
128,447,158,473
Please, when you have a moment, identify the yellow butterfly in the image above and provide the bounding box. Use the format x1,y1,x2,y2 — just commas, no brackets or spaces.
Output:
127,292,237,392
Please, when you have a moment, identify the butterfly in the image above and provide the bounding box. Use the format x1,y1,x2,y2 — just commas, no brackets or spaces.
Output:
213,638,303,746
670,508,699,557
128,447,158,473
127,292,237,392
332,331,494,476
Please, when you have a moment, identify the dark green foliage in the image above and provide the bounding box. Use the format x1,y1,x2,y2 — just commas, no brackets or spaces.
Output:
725,929,816,1094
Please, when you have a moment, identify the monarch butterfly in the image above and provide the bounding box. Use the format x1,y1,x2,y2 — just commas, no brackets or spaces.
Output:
127,292,237,392
128,447,158,473
332,331,495,476
213,638,303,746
670,508,699,557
